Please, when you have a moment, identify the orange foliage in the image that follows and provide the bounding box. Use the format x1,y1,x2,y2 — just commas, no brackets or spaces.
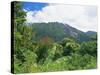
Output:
40,36,54,44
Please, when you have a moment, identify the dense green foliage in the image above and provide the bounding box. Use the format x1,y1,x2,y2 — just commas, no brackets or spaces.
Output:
12,2,97,74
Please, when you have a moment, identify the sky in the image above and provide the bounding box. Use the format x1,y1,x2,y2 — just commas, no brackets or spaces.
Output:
22,2,97,32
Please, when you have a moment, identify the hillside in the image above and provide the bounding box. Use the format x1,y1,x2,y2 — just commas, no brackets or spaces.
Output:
30,22,97,42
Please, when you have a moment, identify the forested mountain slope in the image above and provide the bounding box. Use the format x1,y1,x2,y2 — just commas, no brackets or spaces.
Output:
29,22,97,42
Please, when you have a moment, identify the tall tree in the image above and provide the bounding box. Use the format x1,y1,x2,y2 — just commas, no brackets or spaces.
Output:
12,1,27,73
13,1,26,32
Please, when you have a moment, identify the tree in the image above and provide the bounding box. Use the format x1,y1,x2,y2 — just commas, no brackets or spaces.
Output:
60,38,74,47
12,2,37,73
79,41,97,57
60,38,80,56
13,1,26,31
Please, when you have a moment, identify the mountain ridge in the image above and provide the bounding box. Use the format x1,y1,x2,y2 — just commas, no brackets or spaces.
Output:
29,22,97,42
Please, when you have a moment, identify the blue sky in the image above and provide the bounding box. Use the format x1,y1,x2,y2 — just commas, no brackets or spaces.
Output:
22,2,49,11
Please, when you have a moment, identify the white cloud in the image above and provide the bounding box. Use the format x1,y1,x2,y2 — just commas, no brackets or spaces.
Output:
26,4,97,32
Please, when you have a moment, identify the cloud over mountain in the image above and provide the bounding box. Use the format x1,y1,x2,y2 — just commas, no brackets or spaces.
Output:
25,4,97,32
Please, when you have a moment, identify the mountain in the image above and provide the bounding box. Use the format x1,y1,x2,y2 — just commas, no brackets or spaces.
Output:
86,31,97,36
30,22,96,42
